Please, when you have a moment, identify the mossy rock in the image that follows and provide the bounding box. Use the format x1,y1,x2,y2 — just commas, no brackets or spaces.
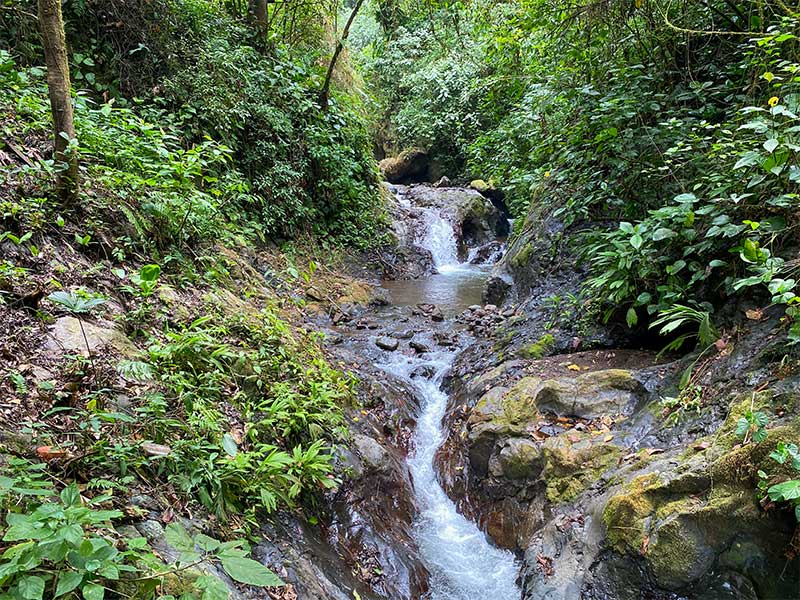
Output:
498,437,543,479
517,333,554,359
541,431,622,503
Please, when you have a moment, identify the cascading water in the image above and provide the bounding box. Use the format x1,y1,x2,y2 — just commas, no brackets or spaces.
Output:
381,353,521,600
420,208,460,271
380,187,521,599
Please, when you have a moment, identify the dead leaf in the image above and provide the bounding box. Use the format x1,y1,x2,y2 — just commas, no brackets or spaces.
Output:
646,448,666,456
36,446,67,460
693,441,710,452
603,434,614,442
567,363,581,372
746,308,764,321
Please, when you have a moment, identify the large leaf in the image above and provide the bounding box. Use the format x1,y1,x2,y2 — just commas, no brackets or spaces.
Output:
164,523,194,552
82,582,105,600
221,556,284,587
19,576,45,600
768,479,800,502
55,571,83,597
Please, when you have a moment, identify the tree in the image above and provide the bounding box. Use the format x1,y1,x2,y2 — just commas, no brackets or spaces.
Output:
319,0,365,109
38,0,78,202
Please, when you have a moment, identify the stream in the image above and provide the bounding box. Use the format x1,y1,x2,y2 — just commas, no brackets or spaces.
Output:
377,190,521,599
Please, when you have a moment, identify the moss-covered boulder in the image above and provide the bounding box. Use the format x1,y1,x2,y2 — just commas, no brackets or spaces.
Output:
379,148,429,183
602,426,800,597
542,431,622,503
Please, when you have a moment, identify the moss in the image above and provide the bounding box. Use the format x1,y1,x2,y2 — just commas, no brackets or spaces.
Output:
542,432,622,504
510,242,534,270
501,377,542,425
517,333,554,359
602,473,659,553
647,517,709,589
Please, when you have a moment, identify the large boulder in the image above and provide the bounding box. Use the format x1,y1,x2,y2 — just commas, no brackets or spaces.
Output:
379,149,429,183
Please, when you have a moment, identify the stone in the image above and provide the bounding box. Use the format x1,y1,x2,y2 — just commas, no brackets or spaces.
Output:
375,336,399,351
433,176,452,188
498,438,543,480
45,316,137,357
352,434,391,472
379,149,429,183
409,340,431,353
536,369,643,419
483,274,512,305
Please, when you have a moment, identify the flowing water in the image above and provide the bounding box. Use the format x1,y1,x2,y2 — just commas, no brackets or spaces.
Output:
379,195,521,599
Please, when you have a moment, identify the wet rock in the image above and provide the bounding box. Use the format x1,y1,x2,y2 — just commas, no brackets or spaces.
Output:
483,274,512,305
535,369,644,419
409,340,431,353
410,365,436,379
498,438,543,480
352,434,392,472
375,336,400,351
391,329,416,340
433,176,452,188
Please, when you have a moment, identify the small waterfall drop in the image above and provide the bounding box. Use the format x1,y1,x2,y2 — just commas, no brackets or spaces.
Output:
419,208,460,271
381,352,521,600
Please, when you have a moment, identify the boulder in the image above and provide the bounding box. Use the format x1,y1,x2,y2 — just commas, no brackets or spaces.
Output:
45,316,137,357
379,149,429,183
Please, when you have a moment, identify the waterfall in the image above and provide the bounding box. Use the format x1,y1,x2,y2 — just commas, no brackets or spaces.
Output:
419,208,460,271
381,352,521,600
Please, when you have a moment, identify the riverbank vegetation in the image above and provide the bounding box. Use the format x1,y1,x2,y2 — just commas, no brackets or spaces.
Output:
2,0,800,597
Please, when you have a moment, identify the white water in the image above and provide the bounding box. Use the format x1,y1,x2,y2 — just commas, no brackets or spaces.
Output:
380,192,521,599
381,354,521,600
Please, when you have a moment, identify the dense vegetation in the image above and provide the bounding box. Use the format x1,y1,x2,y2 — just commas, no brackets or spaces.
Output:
354,0,800,340
0,1,378,597
2,0,800,597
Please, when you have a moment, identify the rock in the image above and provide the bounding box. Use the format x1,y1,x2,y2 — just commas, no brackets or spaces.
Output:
433,176,452,188
409,340,431,353
535,369,644,419
352,434,391,472
391,329,416,340
498,438,543,480
483,274,512,305
375,336,399,351
379,149,429,184
45,316,137,357
135,519,165,542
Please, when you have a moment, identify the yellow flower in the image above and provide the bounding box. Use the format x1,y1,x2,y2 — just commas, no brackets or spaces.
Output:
544,170,551,178
768,96,780,107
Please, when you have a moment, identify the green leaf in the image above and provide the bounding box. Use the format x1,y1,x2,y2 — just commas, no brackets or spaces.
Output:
194,575,229,600
55,571,83,597
139,264,161,282
630,233,643,250
19,576,45,600
60,484,81,507
220,556,284,587
164,523,194,552
768,479,800,501
735,417,749,438
82,582,105,600
626,307,638,328
764,138,779,153
652,228,676,241
194,533,220,552
222,433,238,458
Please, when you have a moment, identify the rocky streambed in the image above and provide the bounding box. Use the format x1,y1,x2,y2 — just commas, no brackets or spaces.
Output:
302,183,800,600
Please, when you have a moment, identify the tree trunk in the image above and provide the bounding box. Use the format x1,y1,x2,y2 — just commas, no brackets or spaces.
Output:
319,0,365,110
255,0,267,27
38,0,78,203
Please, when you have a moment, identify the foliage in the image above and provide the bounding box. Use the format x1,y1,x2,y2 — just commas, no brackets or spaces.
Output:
0,464,284,599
